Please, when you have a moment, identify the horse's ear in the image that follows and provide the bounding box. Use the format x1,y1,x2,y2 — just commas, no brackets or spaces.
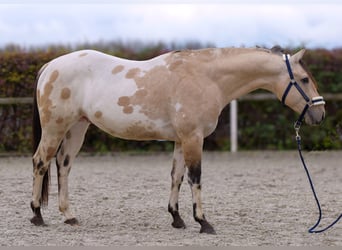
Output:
291,49,306,63
271,45,283,55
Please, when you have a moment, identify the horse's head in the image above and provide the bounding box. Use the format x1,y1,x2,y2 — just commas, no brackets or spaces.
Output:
273,47,325,126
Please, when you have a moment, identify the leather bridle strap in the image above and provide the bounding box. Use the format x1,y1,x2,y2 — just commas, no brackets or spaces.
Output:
281,54,310,105
281,54,325,128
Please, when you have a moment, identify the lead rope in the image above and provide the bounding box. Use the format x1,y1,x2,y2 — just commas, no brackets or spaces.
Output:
295,124,342,233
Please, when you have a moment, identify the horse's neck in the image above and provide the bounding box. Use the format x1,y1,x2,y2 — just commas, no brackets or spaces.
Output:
203,49,281,106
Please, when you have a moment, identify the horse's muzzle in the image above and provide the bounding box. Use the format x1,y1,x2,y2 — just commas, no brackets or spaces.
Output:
305,107,325,126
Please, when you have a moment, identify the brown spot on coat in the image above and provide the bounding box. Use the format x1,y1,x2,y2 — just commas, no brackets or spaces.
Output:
49,70,59,82
125,68,141,79
95,111,102,118
66,131,72,140
40,70,59,126
112,65,124,74
47,146,56,160
79,53,88,57
56,117,64,124
118,96,130,106
117,96,134,114
60,88,71,100
123,106,133,114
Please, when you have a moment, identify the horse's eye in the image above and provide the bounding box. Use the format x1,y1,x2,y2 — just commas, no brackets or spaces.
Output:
301,77,309,84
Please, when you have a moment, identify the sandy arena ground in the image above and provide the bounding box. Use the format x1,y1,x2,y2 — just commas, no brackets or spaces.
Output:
0,151,341,246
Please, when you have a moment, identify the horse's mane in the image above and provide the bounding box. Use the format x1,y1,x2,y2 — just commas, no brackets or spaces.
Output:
171,47,279,60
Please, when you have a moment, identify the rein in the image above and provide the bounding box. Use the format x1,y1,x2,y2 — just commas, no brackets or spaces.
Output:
282,54,341,233
295,125,342,233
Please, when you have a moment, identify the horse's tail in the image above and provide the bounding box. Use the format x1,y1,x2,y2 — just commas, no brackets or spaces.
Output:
33,63,50,207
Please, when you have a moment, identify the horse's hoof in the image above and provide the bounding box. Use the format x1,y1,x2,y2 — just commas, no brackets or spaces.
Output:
199,221,216,234
30,216,47,226
172,218,186,229
64,218,79,226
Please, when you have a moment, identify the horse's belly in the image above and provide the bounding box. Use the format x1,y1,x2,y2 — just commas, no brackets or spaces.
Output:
88,109,178,141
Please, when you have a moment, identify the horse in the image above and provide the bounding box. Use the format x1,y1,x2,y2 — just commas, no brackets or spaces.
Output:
30,46,325,234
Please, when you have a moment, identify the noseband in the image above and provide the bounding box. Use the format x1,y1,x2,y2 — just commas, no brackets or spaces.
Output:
281,54,325,128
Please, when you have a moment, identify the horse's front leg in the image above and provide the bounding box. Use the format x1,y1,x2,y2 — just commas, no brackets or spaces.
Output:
168,142,186,229
182,134,216,234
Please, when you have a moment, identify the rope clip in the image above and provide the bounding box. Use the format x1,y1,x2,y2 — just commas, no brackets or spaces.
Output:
294,122,301,142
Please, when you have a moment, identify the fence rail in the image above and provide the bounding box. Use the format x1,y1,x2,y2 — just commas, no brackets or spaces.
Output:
0,97,33,105
1,93,341,152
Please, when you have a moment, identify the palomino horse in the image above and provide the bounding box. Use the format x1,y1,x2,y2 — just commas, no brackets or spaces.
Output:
31,46,325,234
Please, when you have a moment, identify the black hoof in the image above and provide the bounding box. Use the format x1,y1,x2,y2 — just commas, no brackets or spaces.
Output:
199,221,216,234
172,217,186,229
64,218,79,226
30,202,46,226
30,216,47,226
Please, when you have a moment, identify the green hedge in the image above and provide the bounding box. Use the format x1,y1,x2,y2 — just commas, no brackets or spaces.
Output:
0,42,341,153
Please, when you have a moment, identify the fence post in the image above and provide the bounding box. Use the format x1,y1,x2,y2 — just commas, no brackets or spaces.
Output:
230,99,238,152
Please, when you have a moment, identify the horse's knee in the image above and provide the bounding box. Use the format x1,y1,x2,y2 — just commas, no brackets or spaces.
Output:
33,159,50,187
171,163,185,188
33,142,58,171
32,156,43,170
32,156,49,182
187,162,201,185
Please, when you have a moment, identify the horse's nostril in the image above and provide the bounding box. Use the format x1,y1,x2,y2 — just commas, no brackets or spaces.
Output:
318,113,325,125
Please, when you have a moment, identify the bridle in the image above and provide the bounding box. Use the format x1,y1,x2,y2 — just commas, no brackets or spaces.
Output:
281,54,325,130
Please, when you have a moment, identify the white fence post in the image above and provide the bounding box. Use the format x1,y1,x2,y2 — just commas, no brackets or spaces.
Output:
230,99,238,153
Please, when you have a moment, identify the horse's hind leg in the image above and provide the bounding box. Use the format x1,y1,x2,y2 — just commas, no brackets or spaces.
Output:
182,133,216,234
31,132,64,226
56,120,89,225
168,142,186,229
31,155,50,226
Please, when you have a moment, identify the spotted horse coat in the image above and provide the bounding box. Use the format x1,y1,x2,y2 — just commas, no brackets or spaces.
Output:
30,48,325,234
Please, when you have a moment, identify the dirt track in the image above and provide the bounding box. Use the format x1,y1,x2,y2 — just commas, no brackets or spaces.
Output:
0,151,341,246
